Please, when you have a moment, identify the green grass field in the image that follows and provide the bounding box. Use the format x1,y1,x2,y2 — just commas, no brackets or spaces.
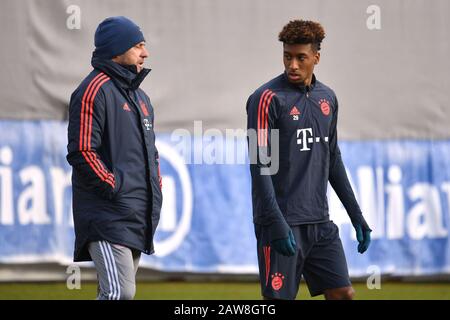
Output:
0,281,449,300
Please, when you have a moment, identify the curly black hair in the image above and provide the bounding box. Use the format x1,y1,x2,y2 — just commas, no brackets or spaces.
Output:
278,20,326,51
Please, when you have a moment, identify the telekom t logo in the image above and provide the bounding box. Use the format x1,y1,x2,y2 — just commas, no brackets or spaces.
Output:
296,128,329,151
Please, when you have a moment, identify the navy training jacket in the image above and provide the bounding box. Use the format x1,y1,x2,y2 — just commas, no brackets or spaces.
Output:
67,57,162,262
247,73,368,242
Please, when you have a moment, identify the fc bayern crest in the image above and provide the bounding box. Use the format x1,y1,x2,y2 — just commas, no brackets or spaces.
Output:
319,99,330,116
271,273,285,291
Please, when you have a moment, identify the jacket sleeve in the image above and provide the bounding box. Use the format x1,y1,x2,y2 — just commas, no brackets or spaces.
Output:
246,90,290,242
328,97,371,230
66,79,117,200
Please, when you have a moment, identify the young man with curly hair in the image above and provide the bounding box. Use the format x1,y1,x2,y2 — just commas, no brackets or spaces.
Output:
246,20,372,300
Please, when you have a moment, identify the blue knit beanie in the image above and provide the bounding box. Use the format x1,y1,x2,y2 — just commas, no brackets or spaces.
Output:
93,16,145,59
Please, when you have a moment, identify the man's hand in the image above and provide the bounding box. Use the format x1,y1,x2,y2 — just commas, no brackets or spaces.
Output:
271,229,297,256
355,224,371,254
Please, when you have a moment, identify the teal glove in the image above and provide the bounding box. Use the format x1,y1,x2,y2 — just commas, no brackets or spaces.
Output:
271,229,297,256
355,224,371,254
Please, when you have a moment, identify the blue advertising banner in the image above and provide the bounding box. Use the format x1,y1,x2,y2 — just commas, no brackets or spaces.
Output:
0,120,450,276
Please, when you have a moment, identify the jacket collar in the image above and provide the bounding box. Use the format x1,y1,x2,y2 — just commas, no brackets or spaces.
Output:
91,57,151,91
282,72,317,93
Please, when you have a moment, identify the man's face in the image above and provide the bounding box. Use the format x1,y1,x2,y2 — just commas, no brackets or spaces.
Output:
283,43,320,85
112,41,149,73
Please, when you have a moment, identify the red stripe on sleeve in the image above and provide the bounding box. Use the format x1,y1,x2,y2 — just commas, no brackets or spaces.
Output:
82,74,107,150
86,77,114,185
86,77,110,150
85,76,114,186
263,92,275,147
81,151,115,188
78,73,115,188
81,75,110,175
92,153,115,184
79,73,104,150
259,91,274,147
257,90,269,146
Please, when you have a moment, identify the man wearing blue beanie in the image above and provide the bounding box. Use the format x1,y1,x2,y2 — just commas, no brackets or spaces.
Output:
67,16,162,300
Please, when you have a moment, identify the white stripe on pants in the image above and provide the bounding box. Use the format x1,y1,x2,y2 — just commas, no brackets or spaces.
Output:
88,241,141,300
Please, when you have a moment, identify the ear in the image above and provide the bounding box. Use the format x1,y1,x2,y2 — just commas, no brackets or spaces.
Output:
314,52,320,65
